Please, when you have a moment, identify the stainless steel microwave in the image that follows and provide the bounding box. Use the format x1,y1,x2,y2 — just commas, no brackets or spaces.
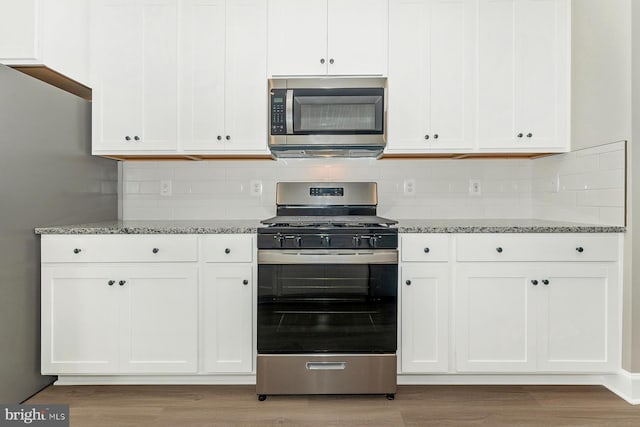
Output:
268,78,386,158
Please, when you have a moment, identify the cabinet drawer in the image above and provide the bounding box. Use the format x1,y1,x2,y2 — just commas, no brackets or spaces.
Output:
202,234,253,263
456,233,619,262
401,234,450,262
41,235,198,263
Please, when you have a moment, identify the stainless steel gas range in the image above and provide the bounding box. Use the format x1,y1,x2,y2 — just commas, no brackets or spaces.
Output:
256,182,398,401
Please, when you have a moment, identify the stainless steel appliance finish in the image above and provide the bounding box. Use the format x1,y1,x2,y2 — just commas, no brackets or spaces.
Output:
256,354,397,396
268,78,387,158
256,182,398,401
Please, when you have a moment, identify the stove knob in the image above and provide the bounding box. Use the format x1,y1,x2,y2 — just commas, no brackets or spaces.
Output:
273,234,284,248
321,235,331,247
295,236,302,247
352,236,361,248
368,235,379,248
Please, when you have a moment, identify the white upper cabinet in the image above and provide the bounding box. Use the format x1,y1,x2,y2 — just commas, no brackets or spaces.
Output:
180,0,268,153
91,0,178,153
268,0,388,76
477,0,569,152
0,0,90,86
92,0,267,155
387,0,476,153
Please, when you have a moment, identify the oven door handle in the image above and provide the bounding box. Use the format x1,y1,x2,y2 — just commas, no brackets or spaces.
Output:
306,362,347,371
257,249,398,264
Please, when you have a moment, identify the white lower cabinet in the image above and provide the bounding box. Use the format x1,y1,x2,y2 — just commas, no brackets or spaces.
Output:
400,234,451,373
401,263,450,372
203,263,253,373
41,264,198,375
201,234,254,374
455,260,618,373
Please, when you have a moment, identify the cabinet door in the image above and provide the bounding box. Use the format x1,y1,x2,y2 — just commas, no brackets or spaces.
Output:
400,263,449,373
536,263,618,373
387,0,475,152
179,0,226,151
41,266,120,374
427,0,476,150
224,0,268,152
476,0,517,150
387,0,428,151
0,0,38,61
477,0,568,151
92,0,178,152
120,264,198,373
203,264,253,373
327,0,388,76
456,263,537,372
267,0,327,76
516,0,569,151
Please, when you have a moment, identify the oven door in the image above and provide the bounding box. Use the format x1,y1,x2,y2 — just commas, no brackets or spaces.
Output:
257,249,397,354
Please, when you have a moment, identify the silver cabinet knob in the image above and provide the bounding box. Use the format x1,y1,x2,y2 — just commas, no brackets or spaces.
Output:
531,280,538,286
542,279,549,285
517,133,523,138
424,247,430,253
576,247,584,253
405,280,412,286
526,133,533,138
433,134,439,139
329,58,334,64
243,279,249,285
424,134,430,140
108,280,115,286
496,247,503,253
225,248,231,254
320,58,325,64
134,136,140,141
125,136,131,141
152,248,159,254
73,248,82,254
226,135,230,141
119,280,126,286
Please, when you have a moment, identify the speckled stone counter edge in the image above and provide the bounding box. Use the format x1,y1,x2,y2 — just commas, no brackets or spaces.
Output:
35,220,625,235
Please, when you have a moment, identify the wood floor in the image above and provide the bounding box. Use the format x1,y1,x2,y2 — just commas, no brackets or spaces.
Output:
26,384,640,426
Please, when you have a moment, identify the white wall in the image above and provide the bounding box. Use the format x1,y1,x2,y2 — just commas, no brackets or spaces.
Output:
572,0,631,150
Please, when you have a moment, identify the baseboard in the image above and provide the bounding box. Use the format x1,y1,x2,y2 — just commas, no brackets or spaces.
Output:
602,370,640,404
53,372,640,405
54,375,256,386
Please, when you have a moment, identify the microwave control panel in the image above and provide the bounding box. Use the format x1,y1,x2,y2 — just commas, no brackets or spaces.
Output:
270,89,287,135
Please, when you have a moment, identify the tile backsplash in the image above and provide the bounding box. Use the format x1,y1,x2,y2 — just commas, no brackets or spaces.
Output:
121,141,626,226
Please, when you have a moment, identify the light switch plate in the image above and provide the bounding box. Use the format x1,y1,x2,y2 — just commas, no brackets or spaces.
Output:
403,179,416,196
160,180,172,197
250,180,263,196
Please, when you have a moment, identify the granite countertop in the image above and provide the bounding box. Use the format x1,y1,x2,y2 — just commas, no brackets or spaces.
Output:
35,219,625,235
396,219,626,233
35,220,261,235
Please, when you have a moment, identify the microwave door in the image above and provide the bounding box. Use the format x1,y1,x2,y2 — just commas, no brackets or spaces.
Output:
291,90,384,135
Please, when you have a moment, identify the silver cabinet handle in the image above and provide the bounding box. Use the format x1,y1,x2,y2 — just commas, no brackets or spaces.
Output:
306,362,345,370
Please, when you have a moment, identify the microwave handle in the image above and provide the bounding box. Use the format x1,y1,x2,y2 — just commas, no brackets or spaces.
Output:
286,89,294,133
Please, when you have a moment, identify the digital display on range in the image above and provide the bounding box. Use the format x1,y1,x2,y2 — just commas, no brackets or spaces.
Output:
309,187,344,197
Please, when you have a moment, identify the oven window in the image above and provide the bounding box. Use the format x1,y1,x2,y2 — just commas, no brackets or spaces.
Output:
257,263,397,354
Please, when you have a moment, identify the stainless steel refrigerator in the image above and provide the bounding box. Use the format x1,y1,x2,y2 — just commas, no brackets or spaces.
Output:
0,64,118,402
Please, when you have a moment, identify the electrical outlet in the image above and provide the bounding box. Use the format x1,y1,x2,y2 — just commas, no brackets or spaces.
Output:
160,180,172,196
468,179,481,196
250,180,263,197
403,179,416,196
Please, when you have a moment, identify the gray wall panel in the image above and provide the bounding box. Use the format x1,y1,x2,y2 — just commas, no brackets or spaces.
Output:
0,65,117,402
